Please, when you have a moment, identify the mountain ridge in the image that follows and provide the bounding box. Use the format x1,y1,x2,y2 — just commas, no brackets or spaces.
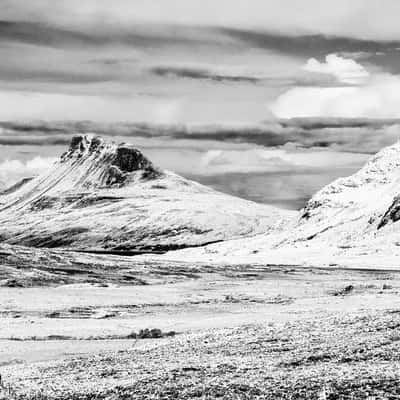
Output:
0,134,292,252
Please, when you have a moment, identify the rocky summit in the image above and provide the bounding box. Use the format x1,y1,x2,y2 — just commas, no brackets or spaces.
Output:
0,135,292,252
62,135,160,188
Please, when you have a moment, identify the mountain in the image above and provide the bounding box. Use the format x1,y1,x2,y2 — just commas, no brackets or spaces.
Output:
283,141,400,244
0,135,292,252
162,141,400,267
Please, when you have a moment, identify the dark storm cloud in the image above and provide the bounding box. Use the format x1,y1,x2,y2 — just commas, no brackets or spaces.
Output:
1,118,400,154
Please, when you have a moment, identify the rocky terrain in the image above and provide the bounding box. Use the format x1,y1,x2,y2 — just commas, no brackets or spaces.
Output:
1,260,400,399
6,312,400,400
0,135,292,252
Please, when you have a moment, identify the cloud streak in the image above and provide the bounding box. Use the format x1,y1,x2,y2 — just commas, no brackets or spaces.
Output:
4,0,400,41
1,118,400,154
219,28,400,57
0,20,234,50
150,66,261,83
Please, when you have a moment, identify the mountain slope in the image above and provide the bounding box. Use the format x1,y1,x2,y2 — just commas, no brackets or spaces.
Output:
0,135,293,251
283,140,400,245
160,141,400,266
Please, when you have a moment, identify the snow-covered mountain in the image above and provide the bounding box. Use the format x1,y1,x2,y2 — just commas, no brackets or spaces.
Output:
284,141,400,244
0,135,292,251
161,141,400,267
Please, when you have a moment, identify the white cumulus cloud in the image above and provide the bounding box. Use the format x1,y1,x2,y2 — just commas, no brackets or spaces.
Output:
0,157,57,188
303,54,369,84
270,55,400,119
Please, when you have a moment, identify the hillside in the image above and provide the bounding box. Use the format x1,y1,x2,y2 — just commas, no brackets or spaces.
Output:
161,141,400,266
0,135,293,252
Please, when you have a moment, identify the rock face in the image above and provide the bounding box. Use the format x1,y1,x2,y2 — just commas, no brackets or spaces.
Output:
378,196,400,229
0,135,292,252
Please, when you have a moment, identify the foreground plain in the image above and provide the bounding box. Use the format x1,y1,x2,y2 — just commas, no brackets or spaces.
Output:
1,247,400,399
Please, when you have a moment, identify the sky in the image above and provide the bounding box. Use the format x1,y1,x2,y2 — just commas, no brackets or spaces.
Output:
1,0,400,208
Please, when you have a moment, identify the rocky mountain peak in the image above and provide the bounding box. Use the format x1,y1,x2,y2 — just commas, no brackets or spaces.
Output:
61,135,160,187
68,134,100,154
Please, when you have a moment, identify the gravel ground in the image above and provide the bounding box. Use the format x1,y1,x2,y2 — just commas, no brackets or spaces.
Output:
2,256,400,399
3,309,400,399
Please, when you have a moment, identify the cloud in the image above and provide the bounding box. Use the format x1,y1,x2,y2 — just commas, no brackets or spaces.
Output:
0,25,302,123
5,0,400,42
1,118,400,154
270,74,400,119
0,20,233,50
148,63,342,87
270,54,400,119
219,28,400,58
0,20,104,48
150,66,261,83
201,149,292,174
0,156,57,187
0,66,113,84
303,54,369,84
0,91,186,123
198,148,368,175
4,10,400,124
4,2,400,125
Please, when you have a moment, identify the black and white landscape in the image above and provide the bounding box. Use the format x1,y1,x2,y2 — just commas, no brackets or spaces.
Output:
2,1,400,399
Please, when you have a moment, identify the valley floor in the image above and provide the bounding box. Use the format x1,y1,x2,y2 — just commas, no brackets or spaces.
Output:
1,252,400,399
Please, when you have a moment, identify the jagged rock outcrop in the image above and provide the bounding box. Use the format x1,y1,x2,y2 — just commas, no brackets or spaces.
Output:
59,135,161,189
0,135,292,252
378,196,400,229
